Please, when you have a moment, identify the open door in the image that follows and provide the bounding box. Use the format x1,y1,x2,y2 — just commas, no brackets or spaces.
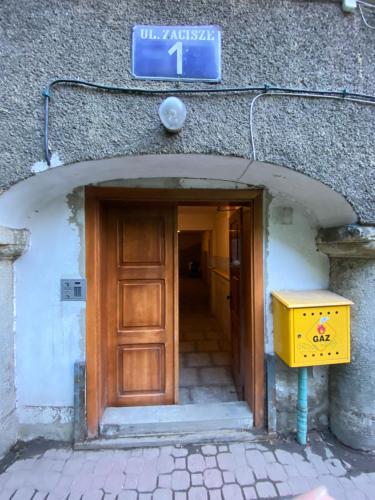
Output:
229,204,264,426
229,208,244,399
102,204,177,407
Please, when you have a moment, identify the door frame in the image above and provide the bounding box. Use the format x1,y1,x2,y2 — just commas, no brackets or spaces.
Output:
85,186,264,437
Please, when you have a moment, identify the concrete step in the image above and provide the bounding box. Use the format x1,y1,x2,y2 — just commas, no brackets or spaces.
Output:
99,402,253,438
75,429,267,450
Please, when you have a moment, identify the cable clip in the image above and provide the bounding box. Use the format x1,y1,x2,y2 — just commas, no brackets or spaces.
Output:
341,88,348,98
42,88,51,98
263,84,270,93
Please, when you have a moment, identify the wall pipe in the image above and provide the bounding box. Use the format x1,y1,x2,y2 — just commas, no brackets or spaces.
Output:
297,367,308,445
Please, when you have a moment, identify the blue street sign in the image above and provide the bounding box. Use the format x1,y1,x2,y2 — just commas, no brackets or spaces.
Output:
132,25,221,82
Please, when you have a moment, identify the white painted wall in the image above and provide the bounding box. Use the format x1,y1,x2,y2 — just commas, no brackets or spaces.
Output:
265,198,330,352
14,191,85,439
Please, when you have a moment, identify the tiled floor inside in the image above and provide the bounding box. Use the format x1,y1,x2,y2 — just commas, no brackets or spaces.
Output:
179,278,239,404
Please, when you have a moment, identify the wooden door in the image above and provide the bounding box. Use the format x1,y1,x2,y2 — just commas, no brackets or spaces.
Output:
229,209,244,398
102,204,177,407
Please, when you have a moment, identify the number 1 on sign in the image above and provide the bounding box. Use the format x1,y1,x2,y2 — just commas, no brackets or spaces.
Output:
168,41,183,75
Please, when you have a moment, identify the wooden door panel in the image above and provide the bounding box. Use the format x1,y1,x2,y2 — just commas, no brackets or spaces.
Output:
118,344,165,395
120,217,164,265
103,204,176,407
119,280,165,330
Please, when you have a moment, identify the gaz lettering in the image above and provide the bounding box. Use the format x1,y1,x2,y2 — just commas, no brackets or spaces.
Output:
313,334,331,343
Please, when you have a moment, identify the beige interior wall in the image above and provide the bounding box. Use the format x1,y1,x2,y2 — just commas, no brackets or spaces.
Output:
177,206,231,338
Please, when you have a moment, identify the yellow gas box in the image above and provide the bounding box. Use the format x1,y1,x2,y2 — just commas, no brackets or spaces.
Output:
272,290,352,368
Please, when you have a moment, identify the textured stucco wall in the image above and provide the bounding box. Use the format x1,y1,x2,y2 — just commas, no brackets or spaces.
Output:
0,0,374,222
328,258,375,450
0,260,17,457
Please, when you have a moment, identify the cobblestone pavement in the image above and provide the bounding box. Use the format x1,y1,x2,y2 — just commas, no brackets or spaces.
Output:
0,432,374,499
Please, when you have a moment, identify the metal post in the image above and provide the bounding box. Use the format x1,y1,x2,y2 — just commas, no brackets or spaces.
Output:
297,367,308,445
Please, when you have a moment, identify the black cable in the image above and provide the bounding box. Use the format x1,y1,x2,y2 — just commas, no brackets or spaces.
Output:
42,78,375,165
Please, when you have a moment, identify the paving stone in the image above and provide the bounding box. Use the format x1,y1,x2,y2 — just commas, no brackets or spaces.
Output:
288,477,311,495
176,457,187,469
235,465,255,486
159,474,172,488
209,489,222,500
326,458,347,477
203,468,223,488
192,473,203,485
125,457,144,474
153,488,173,500
197,340,220,352
243,486,258,499
223,471,235,483
200,367,232,385
283,464,299,477
180,341,195,353
266,462,287,482
11,487,36,500
188,486,208,499
263,451,276,464
319,475,346,498
82,490,104,500
137,470,158,492
123,473,138,489
255,481,277,498
218,445,228,452
33,492,50,500
186,353,211,367
305,452,329,475
180,367,200,387
118,492,138,500
276,481,292,496
295,459,318,478
104,472,125,492
139,494,152,500
143,448,160,459
175,492,187,500
188,454,206,473
172,447,189,457
222,483,244,499
217,453,236,471
171,470,190,490
275,449,294,465
158,455,175,474
211,352,231,366
179,388,193,404
245,450,267,480
53,474,74,496
201,445,217,455
205,456,217,469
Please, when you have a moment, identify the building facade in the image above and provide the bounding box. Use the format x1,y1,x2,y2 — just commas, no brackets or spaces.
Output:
0,0,374,457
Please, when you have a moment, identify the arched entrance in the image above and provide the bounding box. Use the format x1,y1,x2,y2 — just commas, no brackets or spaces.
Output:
0,154,357,443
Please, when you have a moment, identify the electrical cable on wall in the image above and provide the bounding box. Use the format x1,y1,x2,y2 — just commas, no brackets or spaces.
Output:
358,0,375,29
236,91,375,181
42,79,375,166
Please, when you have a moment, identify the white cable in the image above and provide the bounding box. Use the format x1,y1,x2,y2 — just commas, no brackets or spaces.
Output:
236,92,375,181
358,1,375,29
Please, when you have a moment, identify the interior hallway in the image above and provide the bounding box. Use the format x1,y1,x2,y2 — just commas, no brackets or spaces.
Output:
179,277,239,404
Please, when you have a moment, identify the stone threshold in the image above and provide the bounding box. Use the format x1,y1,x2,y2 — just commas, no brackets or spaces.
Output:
74,429,270,451
100,402,253,438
